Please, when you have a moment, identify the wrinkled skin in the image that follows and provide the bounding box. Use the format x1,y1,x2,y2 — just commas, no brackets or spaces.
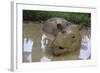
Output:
42,17,81,56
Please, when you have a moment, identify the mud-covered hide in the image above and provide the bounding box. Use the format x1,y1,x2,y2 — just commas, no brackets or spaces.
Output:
51,24,81,56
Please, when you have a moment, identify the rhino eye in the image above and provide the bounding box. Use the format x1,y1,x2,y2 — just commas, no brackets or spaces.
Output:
59,46,64,50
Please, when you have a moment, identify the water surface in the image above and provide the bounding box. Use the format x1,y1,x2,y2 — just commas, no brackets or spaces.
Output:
23,21,91,62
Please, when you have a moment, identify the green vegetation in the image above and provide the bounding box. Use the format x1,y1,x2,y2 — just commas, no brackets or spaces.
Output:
23,10,91,26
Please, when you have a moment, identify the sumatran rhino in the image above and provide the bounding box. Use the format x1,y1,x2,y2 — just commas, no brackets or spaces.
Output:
42,17,81,56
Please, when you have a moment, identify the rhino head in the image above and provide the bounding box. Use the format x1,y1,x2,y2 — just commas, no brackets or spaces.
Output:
51,24,81,56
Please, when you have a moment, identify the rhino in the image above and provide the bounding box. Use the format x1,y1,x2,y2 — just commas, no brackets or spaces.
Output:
42,17,81,56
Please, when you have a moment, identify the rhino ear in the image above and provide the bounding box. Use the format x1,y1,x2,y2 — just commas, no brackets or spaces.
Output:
57,24,63,32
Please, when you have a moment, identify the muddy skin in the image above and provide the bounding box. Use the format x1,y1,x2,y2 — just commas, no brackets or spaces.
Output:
51,26,81,56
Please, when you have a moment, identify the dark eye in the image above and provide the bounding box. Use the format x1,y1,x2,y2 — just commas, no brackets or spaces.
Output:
59,46,64,50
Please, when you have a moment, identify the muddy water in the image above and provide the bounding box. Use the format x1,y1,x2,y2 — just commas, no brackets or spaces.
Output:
23,21,91,62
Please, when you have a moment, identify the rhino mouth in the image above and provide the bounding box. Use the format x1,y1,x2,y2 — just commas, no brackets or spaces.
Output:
53,46,68,56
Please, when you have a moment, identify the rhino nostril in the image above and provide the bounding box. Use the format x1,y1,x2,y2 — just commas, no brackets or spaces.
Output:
59,46,64,50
